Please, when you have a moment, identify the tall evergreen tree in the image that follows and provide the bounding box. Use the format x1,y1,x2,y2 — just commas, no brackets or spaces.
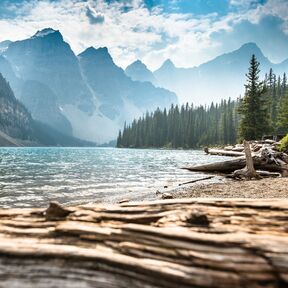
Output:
238,55,270,140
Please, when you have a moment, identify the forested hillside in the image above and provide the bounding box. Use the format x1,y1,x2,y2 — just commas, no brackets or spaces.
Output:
117,56,288,148
0,73,34,142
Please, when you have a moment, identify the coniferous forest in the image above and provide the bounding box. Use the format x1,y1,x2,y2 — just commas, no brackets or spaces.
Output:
0,73,34,140
117,56,288,148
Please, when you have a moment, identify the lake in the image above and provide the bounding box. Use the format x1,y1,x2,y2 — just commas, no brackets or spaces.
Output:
0,147,229,208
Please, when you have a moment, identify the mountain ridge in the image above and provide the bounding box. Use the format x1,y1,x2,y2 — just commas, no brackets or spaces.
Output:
0,28,177,144
125,60,158,85
152,42,288,104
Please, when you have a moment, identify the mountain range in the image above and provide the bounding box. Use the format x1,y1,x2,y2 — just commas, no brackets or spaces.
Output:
0,28,287,146
0,28,177,144
127,43,288,105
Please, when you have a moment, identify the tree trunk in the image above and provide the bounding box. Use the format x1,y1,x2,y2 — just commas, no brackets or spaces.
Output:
231,141,262,179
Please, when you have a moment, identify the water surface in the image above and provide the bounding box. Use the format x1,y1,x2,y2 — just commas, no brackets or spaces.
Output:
0,147,229,208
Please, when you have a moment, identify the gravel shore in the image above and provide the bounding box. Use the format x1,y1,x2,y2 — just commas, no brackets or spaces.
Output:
169,177,288,199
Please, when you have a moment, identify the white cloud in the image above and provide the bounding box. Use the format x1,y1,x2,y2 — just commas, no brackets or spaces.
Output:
0,0,287,69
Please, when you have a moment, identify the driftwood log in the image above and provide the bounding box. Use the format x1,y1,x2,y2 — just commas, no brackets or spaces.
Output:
184,157,288,174
178,176,214,186
0,199,287,287
204,148,245,157
195,140,288,178
205,140,282,157
186,146,288,176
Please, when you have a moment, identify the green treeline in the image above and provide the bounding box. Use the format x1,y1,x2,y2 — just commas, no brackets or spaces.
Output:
117,100,239,148
117,56,288,148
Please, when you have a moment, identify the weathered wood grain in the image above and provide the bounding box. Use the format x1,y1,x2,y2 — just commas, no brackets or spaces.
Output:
0,199,287,287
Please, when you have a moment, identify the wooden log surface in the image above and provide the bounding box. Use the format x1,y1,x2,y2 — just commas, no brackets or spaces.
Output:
0,199,287,287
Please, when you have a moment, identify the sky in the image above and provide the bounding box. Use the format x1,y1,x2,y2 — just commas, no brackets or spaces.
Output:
0,0,287,70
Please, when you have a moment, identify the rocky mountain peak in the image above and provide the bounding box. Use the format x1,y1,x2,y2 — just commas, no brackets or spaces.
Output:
125,59,157,85
159,59,175,71
78,46,113,63
233,42,264,60
32,28,62,40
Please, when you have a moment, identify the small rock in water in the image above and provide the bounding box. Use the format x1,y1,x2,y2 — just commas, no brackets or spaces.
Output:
161,193,173,200
164,185,168,188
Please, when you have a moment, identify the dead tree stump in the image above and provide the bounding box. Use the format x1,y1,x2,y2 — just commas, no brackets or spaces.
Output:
231,140,262,180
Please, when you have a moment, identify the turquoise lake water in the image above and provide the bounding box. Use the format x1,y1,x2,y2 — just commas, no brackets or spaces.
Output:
0,147,229,208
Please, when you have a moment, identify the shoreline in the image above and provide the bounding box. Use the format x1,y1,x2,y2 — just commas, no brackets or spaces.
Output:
165,177,288,199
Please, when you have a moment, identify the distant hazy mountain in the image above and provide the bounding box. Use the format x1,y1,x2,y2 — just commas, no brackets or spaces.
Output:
0,28,177,144
153,43,288,105
4,28,94,111
0,72,95,147
79,47,176,118
125,60,157,85
20,80,73,135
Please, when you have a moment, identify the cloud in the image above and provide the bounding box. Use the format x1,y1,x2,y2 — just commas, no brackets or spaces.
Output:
229,0,267,9
86,6,105,24
0,0,287,69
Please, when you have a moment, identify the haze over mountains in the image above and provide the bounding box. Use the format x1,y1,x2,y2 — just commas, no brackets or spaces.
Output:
0,28,177,144
129,43,288,105
0,28,287,145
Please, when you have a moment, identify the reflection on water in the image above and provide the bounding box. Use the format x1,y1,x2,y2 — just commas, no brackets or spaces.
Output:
0,147,229,208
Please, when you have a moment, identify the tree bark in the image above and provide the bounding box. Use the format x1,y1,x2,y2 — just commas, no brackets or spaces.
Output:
0,199,287,287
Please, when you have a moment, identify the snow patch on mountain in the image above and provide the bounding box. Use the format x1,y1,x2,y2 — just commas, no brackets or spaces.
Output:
32,28,58,38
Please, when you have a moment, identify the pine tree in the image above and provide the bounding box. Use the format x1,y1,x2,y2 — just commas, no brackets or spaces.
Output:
238,55,271,140
117,130,122,147
282,73,287,97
